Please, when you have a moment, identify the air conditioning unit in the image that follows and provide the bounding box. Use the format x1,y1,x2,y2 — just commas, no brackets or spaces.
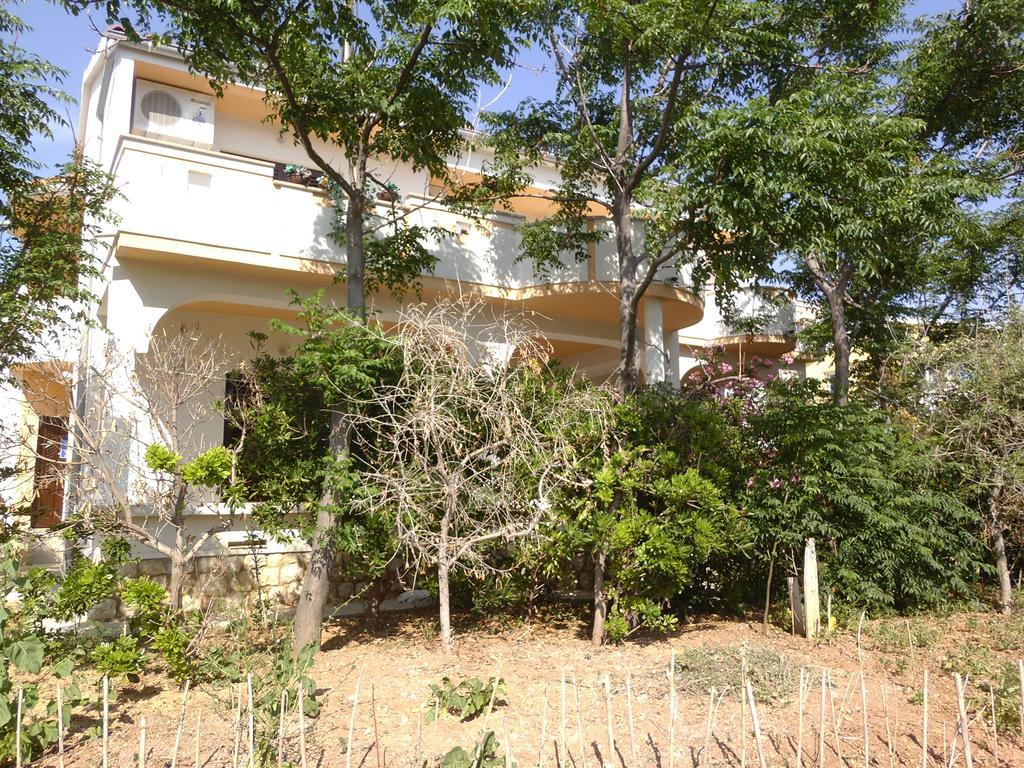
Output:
132,80,215,148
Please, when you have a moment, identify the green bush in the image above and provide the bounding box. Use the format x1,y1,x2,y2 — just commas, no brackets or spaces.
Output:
91,636,145,682
740,381,982,611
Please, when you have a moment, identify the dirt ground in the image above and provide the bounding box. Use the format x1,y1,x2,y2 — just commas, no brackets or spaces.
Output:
34,608,1024,767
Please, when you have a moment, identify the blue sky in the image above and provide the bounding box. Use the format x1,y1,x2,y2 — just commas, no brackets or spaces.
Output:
11,0,961,173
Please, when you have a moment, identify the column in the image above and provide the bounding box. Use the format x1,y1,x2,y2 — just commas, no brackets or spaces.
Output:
665,330,681,389
643,297,666,384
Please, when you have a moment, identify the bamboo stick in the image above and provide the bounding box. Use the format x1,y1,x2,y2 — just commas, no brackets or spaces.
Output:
625,673,637,768
372,684,382,768
505,716,514,768
989,686,998,768
880,681,894,768
347,665,365,768
15,687,22,768
139,715,147,768
603,675,615,766
860,670,870,768
171,680,191,768
572,670,584,768
103,675,110,768
561,669,567,765
742,657,749,768
248,675,255,768
701,688,717,768
194,711,202,768
232,684,242,768
953,673,974,768
56,682,65,768
746,680,768,768
818,669,827,768
1018,659,1024,738
538,685,549,768
796,668,805,768
669,652,676,768
922,669,929,768
277,690,287,768
828,670,844,766
299,681,308,768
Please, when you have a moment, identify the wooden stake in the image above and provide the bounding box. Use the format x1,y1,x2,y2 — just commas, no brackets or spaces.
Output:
796,669,805,768
669,652,676,768
1018,659,1024,738
817,669,827,768
299,681,308,768
103,675,110,768
538,685,549,768
603,674,615,766
989,686,998,768
625,673,638,768
56,682,65,768
746,680,768,768
15,687,23,768
277,690,287,768
803,539,820,639
232,683,242,768
701,688,717,768
347,665,365,768
860,670,870,768
954,673,974,768
880,682,894,768
171,680,191,768
139,715,147,768
572,670,584,768
371,685,381,768
414,708,422,768
741,654,749,768
827,669,844,766
789,576,806,637
194,711,202,768
247,675,255,768
560,669,567,764
505,716,514,768
922,669,929,768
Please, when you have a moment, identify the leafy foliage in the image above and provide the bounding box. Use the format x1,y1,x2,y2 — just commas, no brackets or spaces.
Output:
740,380,982,611
425,677,505,722
90,636,145,682
438,731,511,768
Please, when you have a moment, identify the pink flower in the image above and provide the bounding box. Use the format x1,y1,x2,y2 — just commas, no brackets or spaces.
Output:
769,477,784,489
746,477,756,489
780,352,796,365
719,362,734,373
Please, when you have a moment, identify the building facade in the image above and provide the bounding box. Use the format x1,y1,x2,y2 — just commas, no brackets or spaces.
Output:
6,31,817,612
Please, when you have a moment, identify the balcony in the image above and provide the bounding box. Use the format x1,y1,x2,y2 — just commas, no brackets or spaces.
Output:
107,136,702,340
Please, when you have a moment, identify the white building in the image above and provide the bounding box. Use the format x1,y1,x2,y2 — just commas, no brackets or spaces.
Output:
7,30,817,608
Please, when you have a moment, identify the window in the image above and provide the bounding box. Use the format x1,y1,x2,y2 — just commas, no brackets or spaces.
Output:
222,372,253,448
31,416,68,528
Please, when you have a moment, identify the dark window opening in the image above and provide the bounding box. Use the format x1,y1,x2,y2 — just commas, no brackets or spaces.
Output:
222,372,254,448
31,416,68,528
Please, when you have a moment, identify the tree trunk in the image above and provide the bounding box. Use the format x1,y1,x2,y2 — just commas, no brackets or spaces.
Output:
613,197,640,397
292,410,348,656
825,287,851,406
591,548,608,646
346,190,366,321
438,559,453,654
168,555,185,612
989,477,1012,614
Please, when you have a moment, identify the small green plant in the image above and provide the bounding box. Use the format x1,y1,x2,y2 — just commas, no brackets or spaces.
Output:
989,613,1024,652
870,618,939,654
52,556,118,621
91,636,145,682
425,677,506,722
438,732,512,768
120,576,167,634
676,643,797,705
941,642,994,680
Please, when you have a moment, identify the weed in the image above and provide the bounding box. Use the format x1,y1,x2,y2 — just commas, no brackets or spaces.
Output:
870,618,939,653
941,642,994,680
989,613,1024,652
675,643,797,705
425,677,506,722
438,731,511,768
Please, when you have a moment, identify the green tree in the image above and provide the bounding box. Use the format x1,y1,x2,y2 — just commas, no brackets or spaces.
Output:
0,7,116,379
740,380,982,612
449,0,904,396
908,314,1024,613
80,0,531,651
693,71,980,405
225,291,402,653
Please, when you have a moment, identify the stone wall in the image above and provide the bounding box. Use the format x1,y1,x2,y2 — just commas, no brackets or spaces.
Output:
93,550,397,619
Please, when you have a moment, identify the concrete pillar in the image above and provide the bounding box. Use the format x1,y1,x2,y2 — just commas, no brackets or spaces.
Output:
643,298,666,384
665,330,681,389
